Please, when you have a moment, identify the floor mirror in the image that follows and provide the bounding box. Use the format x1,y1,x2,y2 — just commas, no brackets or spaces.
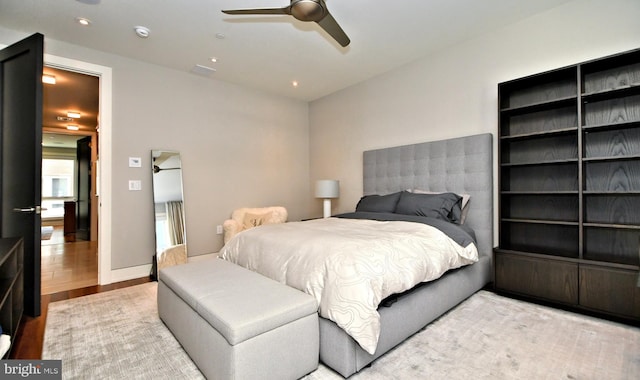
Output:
151,150,187,279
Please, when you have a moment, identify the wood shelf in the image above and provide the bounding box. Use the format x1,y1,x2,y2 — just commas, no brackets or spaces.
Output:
496,48,640,322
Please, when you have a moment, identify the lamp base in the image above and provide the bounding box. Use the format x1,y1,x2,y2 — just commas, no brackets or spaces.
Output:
323,199,332,218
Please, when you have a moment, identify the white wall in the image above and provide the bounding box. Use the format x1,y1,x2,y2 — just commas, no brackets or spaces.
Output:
308,0,640,244
0,27,310,274
1,0,639,279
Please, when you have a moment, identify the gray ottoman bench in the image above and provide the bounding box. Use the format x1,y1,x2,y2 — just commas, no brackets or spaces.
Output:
157,258,319,380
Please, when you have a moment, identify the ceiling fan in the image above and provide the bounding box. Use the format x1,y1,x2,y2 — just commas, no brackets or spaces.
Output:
222,0,350,47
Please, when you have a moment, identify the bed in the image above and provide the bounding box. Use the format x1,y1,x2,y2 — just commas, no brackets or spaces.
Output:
220,133,493,377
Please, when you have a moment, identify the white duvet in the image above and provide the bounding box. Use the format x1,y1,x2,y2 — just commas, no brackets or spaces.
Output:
219,217,478,354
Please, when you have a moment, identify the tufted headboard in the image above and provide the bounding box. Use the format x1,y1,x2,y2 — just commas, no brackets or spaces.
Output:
363,133,493,257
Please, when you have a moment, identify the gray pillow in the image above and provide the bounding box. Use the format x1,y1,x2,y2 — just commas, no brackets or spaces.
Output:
355,191,402,213
395,191,462,223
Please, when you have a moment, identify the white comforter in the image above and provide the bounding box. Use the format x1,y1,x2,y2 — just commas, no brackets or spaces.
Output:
219,217,478,354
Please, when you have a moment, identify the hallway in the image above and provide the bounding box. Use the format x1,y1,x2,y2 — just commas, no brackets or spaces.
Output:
41,226,98,295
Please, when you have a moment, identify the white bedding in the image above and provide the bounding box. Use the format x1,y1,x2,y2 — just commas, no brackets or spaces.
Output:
219,217,478,354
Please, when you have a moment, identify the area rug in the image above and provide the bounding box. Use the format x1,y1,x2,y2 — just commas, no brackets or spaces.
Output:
43,283,640,380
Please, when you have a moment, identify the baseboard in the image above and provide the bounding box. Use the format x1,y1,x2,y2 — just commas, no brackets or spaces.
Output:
105,254,216,285
109,264,152,284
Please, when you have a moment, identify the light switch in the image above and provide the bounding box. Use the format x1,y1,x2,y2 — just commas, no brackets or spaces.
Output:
128,180,142,191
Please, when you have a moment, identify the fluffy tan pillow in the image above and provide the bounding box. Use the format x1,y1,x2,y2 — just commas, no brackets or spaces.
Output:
242,211,273,230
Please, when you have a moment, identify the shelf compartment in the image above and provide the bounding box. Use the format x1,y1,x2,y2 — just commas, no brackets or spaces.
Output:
583,94,640,126
582,55,640,94
579,265,640,319
501,163,578,192
583,226,640,266
501,193,578,222
584,160,640,192
583,126,640,158
501,106,577,137
584,194,640,225
501,133,577,165
495,252,578,305
500,67,577,110
500,221,579,258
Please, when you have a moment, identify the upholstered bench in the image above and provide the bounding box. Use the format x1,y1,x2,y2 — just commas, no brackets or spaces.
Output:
157,258,319,380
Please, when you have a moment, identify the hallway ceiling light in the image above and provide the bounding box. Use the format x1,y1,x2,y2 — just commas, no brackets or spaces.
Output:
67,111,81,119
42,74,56,84
66,125,80,131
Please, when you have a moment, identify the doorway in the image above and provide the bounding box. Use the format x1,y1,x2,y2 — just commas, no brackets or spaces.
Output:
40,66,100,294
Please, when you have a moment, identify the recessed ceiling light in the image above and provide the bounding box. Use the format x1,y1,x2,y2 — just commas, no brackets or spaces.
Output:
292,81,299,87
210,57,218,63
67,125,80,131
76,17,91,26
42,74,56,84
134,26,150,38
67,111,81,119
215,33,226,40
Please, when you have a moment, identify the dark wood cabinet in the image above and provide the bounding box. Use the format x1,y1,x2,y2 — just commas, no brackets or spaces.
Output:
0,237,24,358
495,48,640,321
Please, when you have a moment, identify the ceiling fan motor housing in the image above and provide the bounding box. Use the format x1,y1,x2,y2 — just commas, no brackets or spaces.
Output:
291,0,326,22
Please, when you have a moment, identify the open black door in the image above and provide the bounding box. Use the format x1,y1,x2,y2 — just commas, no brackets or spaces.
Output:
76,136,91,241
0,33,44,317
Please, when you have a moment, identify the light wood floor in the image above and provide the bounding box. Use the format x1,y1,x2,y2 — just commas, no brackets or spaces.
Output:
41,225,98,294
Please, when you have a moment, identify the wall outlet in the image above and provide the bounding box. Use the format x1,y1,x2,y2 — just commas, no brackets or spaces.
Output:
216,225,223,235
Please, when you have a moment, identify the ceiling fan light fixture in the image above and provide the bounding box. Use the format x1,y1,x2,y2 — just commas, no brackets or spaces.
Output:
291,0,325,22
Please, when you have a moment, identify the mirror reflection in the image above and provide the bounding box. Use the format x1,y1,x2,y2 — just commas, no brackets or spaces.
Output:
151,150,187,277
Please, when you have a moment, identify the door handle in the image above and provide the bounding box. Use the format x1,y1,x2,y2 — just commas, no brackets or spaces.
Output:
12,206,43,214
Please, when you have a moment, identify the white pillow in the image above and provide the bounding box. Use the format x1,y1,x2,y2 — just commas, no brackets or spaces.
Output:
410,189,471,224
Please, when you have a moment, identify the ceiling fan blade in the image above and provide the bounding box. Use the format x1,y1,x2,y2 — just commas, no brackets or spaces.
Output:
222,7,291,16
316,12,350,47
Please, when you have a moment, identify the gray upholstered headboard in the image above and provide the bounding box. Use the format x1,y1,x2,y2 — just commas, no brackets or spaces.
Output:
363,133,493,257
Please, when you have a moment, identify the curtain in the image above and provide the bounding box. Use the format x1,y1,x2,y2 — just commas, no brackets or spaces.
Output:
166,201,185,246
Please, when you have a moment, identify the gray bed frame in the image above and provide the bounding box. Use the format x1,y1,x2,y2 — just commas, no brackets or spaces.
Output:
318,133,494,377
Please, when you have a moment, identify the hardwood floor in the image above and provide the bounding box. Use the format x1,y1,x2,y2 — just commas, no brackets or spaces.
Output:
41,225,98,294
8,225,151,359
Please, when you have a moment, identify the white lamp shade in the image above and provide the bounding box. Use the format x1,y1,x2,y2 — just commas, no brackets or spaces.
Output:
315,180,339,198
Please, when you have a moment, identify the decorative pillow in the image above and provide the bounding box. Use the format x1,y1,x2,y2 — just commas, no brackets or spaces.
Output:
355,191,402,213
242,211,272,230
395,191,462,223
411,189,471,224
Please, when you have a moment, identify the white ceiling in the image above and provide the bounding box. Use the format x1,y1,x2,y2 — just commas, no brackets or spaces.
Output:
0,0,573,101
